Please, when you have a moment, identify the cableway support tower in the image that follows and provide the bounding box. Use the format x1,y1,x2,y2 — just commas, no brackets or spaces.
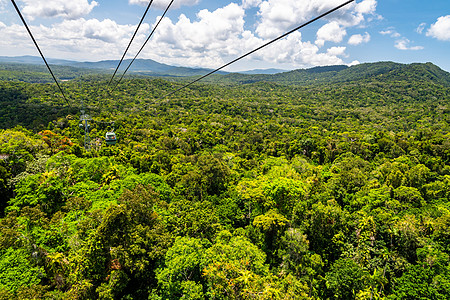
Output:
79,109,92,151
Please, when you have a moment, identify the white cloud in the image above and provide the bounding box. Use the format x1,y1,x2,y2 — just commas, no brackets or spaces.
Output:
315,21,347,47
426,15,450,41
0,18,150,60
79,18,147,43
338,0,378,27
242,0,262,9
380,29,400,38
380,27,423,51
0,0,378,69
250,33,348,67
355,0,377,15
255,0,359,39
0,21,5,29
327,46,346,56
252,35,348,67
416,22,426,34
394,38,423,51
129,0,200,10
255,0,377,43
142,2,351,69
146,3,247,67
152,4,245,53
298,42,346,66
348,32,370,45
21,0,98,20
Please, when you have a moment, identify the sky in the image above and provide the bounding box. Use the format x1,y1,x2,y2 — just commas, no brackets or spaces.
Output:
0,0,449,72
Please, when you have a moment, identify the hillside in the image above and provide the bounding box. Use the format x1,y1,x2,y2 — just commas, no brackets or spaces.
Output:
0,56,228,80
2,57,449,90
0,63,109,83
206,61,450,86
0,62,450,299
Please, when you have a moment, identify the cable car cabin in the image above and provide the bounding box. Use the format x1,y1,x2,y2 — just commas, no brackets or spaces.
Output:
105,132,117,145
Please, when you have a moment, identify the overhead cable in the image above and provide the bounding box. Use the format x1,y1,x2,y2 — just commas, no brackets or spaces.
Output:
107,0,155,87
10,0,71,107
110,0,176,94
157,0,355,101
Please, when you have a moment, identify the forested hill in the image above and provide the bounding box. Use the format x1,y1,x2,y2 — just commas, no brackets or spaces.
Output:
0,60,450,299
0,57,227,81
2,59,450,87
210,61,450,86
0,63,108,83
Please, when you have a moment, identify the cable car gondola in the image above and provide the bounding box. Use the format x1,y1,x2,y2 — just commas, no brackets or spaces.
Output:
105,131,117,145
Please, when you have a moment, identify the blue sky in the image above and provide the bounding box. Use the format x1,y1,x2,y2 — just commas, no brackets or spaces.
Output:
0,0,449,72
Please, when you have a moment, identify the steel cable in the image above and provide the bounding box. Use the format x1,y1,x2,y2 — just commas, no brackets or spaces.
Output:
109,0,176,94
107,0,155,87
10,0,71,107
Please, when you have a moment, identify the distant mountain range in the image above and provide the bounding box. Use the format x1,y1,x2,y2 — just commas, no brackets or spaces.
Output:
1,56,449,87
237,68,289,75
0,55,286,77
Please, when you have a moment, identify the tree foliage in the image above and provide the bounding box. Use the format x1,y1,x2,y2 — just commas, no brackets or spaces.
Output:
0,62,449,298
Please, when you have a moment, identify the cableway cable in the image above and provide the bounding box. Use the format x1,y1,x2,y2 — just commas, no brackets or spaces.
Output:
109,0,176,94
95,0,157,126
10,0,71,108
107,0,155,87
157,0,355,101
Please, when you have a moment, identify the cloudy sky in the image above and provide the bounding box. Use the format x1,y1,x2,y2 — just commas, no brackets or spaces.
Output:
0,0,449,72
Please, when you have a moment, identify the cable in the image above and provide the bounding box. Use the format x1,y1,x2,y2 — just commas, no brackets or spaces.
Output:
10,0,71,107
157,0,355,101
107,0,155,87
109,0,176,94
95,1,158,119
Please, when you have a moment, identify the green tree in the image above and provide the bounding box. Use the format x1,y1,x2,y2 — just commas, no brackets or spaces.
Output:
325,258,369,300
202,230,268,299
156,236,207,299
0,248,44,295
74,185,171,299
390,264,450,300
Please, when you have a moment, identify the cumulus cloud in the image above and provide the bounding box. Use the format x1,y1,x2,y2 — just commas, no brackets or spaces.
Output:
129,0,200,10
139,2,351,69
348,32,370,45
315,21,347,47
255,0,377,39
21,0,98,20
147,3,246,67
355,0,377,15
156,4,244,47
426,15,450,41
256,0,344,39
298,42,346,66
0,17,149,60
327,46,347,57
249,32,348,67
394,38,423,51
339,0,378,27
0,0,377,69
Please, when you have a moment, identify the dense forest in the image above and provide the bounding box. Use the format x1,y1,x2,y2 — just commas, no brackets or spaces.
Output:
0,61,450,299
